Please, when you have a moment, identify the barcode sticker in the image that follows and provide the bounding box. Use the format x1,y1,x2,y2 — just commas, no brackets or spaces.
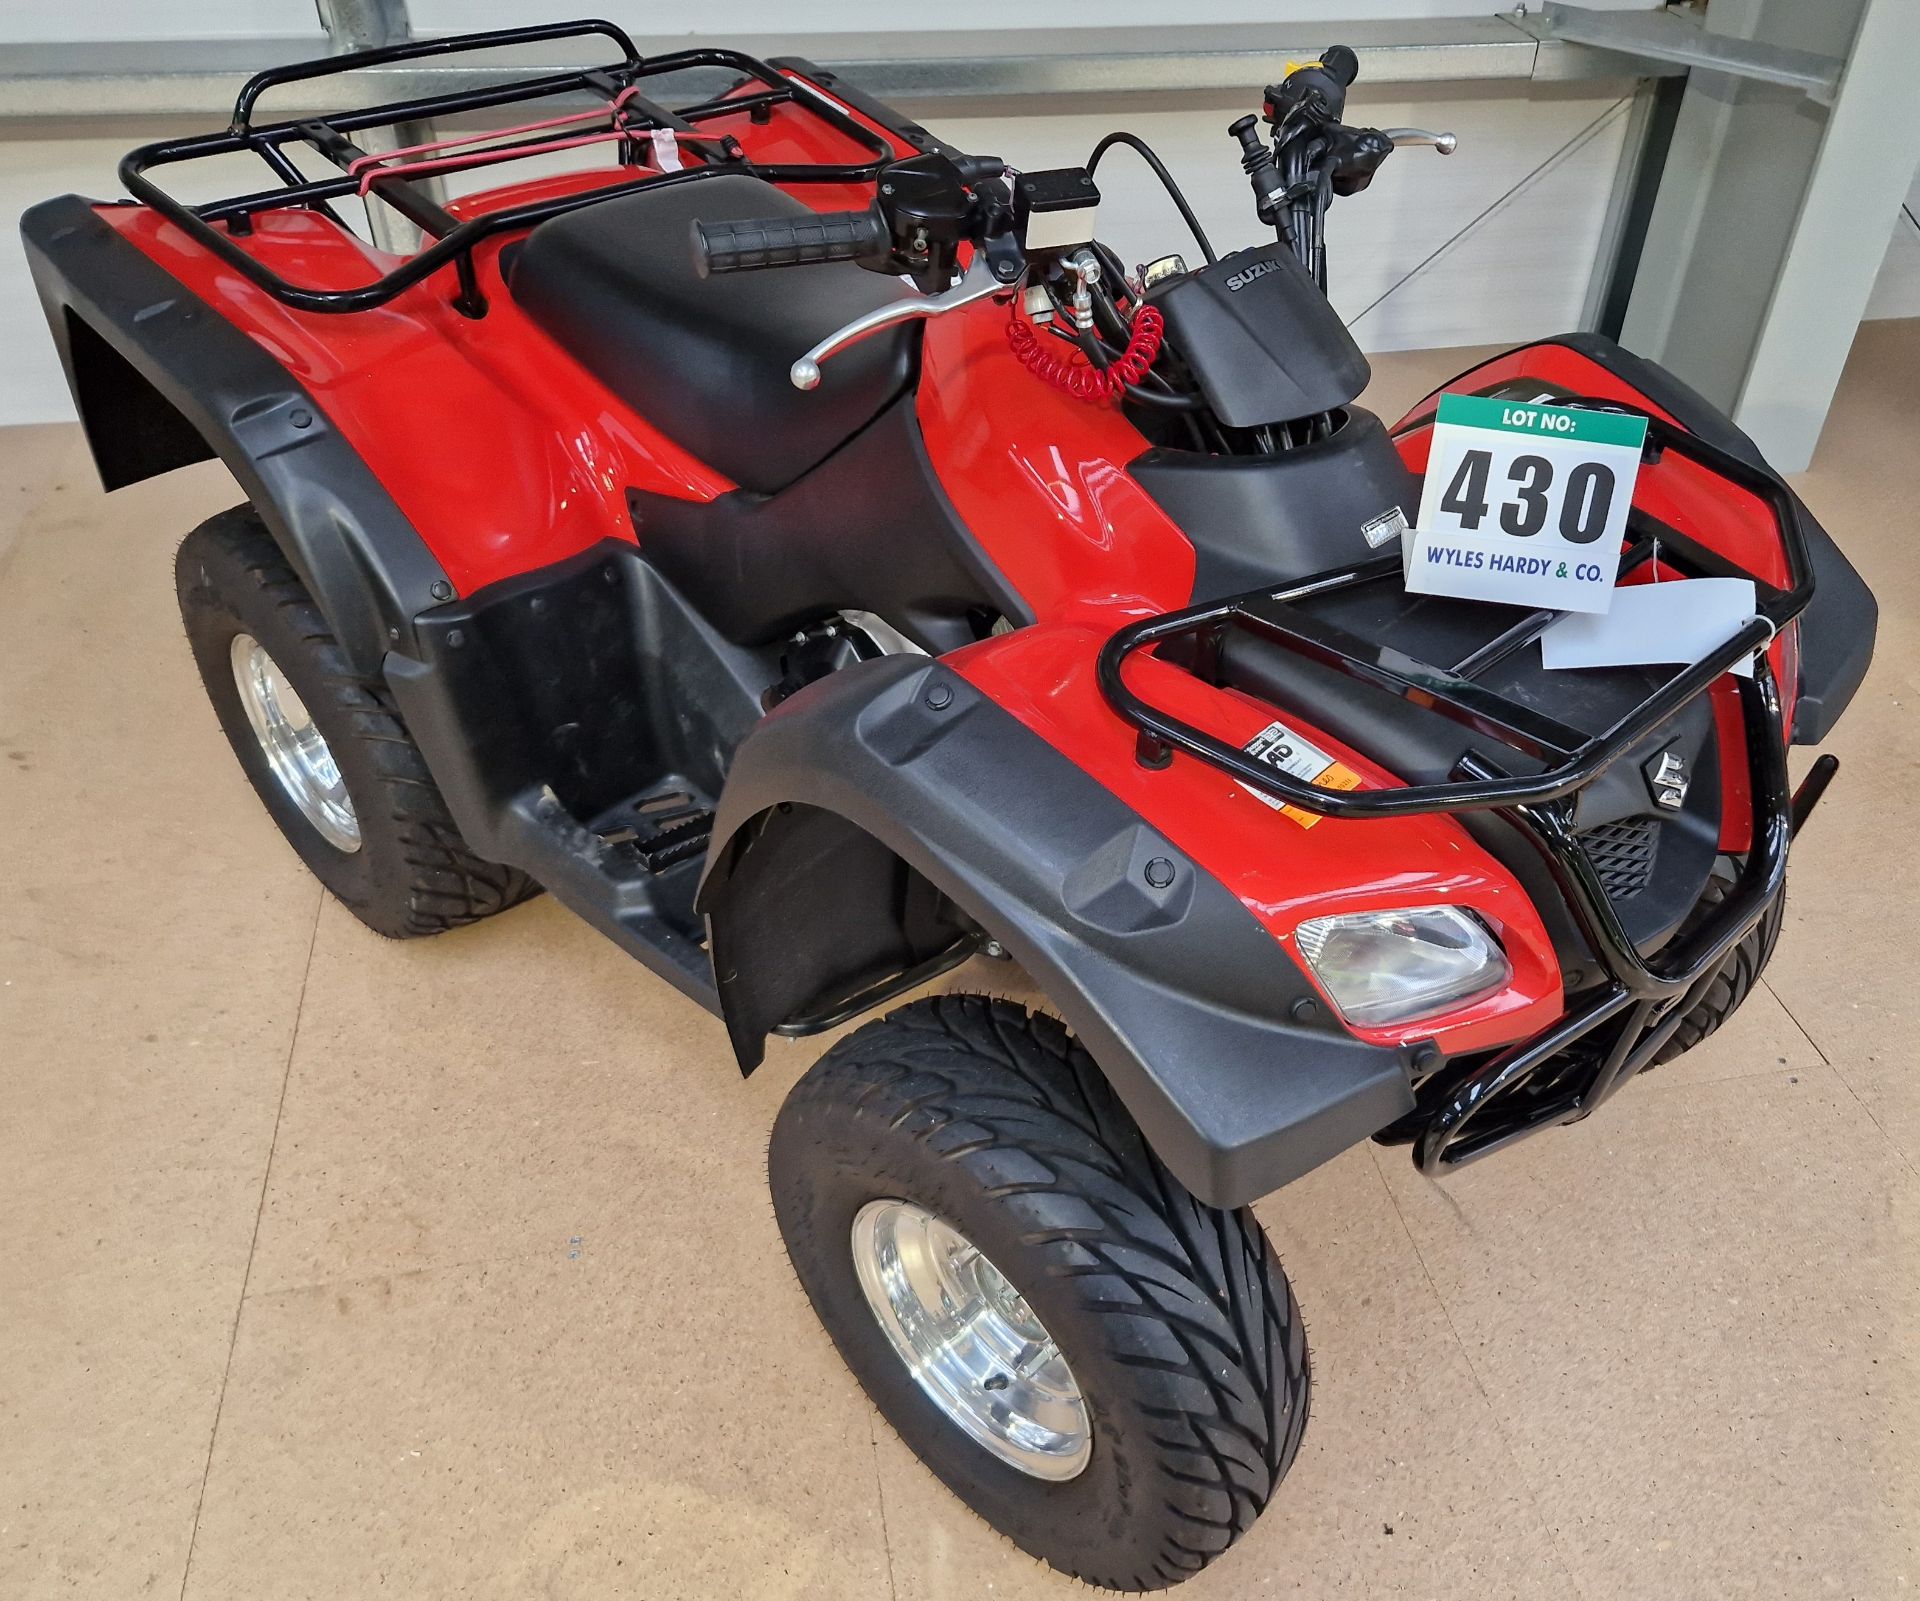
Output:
1237,721,1363,828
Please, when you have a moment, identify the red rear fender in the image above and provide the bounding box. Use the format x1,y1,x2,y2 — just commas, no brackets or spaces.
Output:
103,204,732,596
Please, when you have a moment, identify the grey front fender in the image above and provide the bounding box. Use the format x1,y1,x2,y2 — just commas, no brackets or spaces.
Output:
699,655,1414,1209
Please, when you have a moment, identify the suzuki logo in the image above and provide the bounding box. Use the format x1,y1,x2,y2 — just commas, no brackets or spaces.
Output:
1644,749,1690,811
1224,259,1280,292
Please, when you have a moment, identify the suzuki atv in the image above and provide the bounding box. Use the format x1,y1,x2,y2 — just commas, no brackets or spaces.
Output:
21,21,1876,1591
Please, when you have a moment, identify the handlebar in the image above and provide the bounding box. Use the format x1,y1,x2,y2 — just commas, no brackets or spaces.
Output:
692,208,890,277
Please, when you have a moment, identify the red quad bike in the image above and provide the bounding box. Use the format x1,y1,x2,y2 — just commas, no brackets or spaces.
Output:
23,22,1878,1590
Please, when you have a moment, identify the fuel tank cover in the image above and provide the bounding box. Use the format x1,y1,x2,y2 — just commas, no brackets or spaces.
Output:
1146,242,1369,426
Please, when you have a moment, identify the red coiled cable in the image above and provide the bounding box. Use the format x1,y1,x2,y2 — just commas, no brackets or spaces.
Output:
1007,304,1165,404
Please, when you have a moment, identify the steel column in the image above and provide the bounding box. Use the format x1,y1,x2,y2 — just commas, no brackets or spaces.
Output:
315,0,443,254
1617,0,1920,471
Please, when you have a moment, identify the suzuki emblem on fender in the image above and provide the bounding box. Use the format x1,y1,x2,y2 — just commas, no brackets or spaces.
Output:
1224,259,1280,291
1645,749,1690,811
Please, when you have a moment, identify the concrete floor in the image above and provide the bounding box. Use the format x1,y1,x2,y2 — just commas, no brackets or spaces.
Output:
3,325,1917,1600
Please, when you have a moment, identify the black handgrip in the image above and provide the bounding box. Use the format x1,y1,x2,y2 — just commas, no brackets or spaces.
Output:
692,209,889,276
1320,45,1359,86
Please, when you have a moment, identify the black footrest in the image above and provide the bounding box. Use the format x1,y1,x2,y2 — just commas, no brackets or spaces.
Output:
588,782,715,875
631,811,713,872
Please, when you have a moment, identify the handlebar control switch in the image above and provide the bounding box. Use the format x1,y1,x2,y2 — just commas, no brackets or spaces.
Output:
874,152,984,292
1015,168,1101,257
1263,44,1360,132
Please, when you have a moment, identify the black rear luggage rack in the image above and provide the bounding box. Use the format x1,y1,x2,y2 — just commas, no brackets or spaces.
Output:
1098,408,1830,1173
117,20,899,318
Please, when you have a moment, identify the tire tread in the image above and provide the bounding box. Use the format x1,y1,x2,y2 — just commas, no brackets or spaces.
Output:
1651,874,1785,1066
178,506,537,937
780,994,1309,1590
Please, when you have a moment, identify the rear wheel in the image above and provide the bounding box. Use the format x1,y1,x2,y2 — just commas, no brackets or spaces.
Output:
177,506,537,938
769,995,1309,1591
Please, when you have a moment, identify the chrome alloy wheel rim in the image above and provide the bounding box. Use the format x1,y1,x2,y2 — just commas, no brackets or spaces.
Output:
851,1198,1091,1480
228,633,361,852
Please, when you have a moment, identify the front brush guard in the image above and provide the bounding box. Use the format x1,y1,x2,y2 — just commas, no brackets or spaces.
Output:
1410,665,1805,1172
1097,405,1824,1174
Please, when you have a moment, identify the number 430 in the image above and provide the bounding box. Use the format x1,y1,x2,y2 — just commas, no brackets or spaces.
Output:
1439,449,1615,543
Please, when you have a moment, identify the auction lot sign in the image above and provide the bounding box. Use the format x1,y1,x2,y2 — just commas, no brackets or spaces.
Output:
1408,394,1647,614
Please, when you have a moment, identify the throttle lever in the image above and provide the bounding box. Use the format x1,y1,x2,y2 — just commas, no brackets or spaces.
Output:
1381,127,1458,154
790,257,1013,391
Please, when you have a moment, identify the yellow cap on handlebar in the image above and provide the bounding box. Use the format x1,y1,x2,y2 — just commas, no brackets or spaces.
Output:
1283,59,1324,77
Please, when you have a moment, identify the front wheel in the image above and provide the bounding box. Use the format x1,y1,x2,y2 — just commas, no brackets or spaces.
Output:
769,996,1309,1591
1649,871,1786,1067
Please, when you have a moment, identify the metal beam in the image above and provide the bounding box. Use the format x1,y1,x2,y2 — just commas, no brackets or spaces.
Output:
1729,0,1920,469
0,16,1655,126
1579,73,1686,339
315,0,409,53
314,0,443,256
1536,2,1844,105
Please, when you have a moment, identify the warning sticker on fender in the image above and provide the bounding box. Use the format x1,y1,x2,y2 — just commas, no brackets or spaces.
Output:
1238,720,1363,828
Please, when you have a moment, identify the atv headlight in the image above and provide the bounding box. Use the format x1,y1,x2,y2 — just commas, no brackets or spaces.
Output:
1294,906,1510,1027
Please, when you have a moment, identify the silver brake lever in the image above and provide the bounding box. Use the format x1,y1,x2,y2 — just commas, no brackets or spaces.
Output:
790,257,1014,391
1382,127,1458,155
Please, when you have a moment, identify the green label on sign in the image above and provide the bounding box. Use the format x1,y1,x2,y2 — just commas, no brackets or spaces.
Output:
1437,392,1648,449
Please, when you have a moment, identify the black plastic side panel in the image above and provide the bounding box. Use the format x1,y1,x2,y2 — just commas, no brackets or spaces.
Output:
384,541,776,1010
627,393,1033,653
1789,524,1876,743
1130,407,1419,603
1146,242,1370,426
19,195,449,677
387,540,772,851
1415,332,1877,745
699,654,1415,1208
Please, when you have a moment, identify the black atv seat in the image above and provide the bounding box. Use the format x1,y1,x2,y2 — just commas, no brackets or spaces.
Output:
507,174,917,495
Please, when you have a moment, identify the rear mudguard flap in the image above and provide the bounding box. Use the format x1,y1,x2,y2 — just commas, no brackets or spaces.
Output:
19,195,448,676
699,654,1416,1210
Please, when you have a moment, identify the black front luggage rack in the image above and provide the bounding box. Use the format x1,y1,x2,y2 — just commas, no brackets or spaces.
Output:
1098,408,1829,1173
117,20,900,318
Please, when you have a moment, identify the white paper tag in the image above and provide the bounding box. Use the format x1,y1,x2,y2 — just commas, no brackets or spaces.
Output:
1408,394,1648,614
1540,577,1759,678
651,129,683,172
